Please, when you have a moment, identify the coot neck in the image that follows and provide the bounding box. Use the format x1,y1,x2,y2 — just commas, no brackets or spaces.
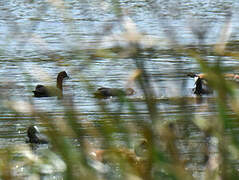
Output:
57,75,63,90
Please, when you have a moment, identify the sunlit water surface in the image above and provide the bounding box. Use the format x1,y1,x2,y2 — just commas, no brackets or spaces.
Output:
1,0,239,179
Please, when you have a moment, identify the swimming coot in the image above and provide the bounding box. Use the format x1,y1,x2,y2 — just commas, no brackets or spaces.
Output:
32,71,69,97
26,125,48,144
187,73,212,95
94,87,135,98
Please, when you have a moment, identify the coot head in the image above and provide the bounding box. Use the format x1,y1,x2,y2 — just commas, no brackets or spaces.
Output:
26,125,48,144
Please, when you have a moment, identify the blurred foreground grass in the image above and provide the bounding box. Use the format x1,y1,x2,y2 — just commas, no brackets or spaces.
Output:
1,1,239,180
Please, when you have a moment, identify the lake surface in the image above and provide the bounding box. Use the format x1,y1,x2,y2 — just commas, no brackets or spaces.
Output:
1,0,239,179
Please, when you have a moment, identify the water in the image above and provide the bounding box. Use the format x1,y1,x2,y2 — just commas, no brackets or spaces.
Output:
0,0,239,178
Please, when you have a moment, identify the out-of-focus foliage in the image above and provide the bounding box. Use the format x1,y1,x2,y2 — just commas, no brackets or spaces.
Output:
1,1,239,180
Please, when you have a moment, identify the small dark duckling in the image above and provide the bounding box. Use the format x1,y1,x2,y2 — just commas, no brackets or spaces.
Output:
26,125,48,144
33,71,69,97
187,73,212,95
94,87,135,98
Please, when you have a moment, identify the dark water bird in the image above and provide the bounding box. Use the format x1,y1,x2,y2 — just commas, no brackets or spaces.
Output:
32,71,69,97
187,72,239,95
26,125,48,144
187,73,212,95
94,87,135,98
193,77,212,95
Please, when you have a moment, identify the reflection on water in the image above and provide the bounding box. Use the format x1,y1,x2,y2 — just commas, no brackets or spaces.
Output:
0,0,239,179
